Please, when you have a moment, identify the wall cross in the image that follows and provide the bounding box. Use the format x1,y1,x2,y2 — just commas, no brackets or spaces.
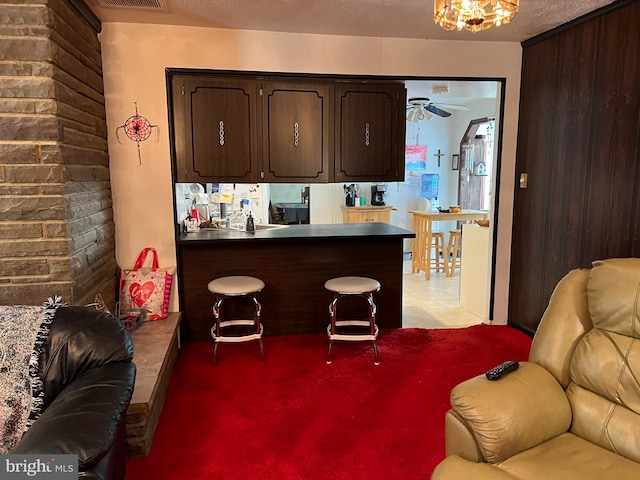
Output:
434,149,445,167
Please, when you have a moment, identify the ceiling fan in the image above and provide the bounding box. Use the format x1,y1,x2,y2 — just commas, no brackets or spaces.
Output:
406,97,470,122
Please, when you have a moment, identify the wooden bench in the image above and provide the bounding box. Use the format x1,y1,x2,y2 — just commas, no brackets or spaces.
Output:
125,312,181,457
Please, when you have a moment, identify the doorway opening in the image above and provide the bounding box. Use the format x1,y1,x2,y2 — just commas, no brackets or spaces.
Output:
399,78,504,329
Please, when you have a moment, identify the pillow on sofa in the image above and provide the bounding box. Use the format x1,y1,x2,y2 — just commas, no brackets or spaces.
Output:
0,297,64,453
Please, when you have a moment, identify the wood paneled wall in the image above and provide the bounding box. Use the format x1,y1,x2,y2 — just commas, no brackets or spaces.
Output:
509,0,640,334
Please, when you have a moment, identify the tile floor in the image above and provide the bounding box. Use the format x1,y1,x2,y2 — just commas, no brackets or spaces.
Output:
402,258,485,329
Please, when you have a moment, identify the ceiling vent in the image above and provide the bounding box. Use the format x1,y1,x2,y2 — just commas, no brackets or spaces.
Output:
97,0,167,10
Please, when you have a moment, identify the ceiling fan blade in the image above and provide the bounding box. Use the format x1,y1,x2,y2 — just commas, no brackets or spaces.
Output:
425,104,451,117
432,103,470,111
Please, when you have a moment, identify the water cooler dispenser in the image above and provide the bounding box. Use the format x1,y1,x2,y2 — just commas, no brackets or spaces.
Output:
420,173,439,211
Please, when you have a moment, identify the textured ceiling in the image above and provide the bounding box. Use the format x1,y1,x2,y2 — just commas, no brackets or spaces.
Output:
87,0,615,42
86,0,617,106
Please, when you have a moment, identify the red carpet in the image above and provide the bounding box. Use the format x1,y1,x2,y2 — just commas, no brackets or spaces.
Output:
126,325,531,480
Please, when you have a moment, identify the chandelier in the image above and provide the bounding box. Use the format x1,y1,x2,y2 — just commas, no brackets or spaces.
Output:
434,0,519,33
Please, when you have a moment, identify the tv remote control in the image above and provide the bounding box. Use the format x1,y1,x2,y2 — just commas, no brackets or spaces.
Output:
485,360,520,381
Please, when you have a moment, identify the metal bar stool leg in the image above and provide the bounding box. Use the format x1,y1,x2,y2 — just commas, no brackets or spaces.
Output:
211,296,224,365
326,295,338,364
250,294,264,361
367,292,380,365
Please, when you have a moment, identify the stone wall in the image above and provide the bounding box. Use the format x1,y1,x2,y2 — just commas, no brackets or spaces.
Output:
0,0,117,308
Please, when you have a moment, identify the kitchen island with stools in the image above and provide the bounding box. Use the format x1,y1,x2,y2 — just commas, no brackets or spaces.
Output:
176,223,415,342
409,209,489,280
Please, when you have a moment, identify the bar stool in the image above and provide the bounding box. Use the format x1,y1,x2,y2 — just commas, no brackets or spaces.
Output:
207,275,265,364
447,230,462,277
324,276,381,365
430,232,447,274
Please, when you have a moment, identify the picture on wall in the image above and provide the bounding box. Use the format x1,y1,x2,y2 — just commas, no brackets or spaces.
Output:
405,145,427,170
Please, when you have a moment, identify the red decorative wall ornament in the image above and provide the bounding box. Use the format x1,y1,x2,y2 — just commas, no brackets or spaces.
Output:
116,102,158,165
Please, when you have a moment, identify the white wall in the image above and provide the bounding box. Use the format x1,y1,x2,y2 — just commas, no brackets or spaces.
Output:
99,23,521,323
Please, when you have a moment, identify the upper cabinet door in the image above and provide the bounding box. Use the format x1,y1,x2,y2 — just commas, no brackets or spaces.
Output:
334,83,406,182
261,81,331,183
171,75,259,183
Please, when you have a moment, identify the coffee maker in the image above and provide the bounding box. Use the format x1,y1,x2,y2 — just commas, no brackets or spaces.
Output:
371,184,387,206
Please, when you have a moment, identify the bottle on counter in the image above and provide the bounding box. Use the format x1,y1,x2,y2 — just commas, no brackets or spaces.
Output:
190,208,200,224
246,213,255,233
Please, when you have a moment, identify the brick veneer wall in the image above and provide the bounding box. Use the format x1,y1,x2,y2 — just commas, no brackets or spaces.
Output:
0,0,117,308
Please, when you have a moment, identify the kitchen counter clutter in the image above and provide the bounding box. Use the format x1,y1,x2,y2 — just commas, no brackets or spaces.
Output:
177,222,412,243
176,223,415,341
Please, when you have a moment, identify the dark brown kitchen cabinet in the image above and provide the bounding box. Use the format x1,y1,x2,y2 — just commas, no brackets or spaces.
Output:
167,70,407,184
170,75,260,183
261,81,331,182
334,82,406,182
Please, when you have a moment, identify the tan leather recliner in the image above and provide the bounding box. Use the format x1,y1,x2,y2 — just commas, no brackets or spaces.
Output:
432,257,640,480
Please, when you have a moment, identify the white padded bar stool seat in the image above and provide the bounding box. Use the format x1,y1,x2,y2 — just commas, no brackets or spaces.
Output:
324,276,380,295
325,276,381,365
208,276,265,296
208,275,265,364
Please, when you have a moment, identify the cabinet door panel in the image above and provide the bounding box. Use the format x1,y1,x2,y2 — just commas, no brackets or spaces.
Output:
174,76,259,182
335,84,406,182
262,82,331,182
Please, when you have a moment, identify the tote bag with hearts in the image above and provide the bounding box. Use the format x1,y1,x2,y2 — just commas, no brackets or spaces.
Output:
119,247,174,321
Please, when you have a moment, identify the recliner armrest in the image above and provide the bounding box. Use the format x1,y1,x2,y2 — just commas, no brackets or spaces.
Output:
13,362,136,469
449,362,571,463
444,409,485,462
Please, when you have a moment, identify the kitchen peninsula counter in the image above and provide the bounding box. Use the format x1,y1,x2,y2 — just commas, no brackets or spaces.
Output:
176,223,415,341
177,222,412,243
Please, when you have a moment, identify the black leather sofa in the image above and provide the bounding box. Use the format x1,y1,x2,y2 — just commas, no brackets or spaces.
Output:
12,306,136,480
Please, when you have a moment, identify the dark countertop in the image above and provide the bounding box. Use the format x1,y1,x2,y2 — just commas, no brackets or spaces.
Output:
177,222,415,244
